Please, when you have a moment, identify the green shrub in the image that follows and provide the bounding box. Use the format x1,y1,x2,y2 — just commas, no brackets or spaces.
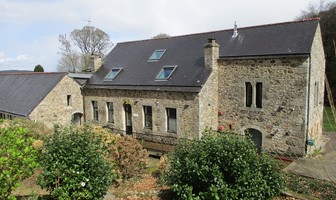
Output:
37,126,116,199
162,131,285,200
0,127,39,200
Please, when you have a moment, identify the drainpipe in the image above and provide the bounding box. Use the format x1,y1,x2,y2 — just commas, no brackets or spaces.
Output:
305,55,312,155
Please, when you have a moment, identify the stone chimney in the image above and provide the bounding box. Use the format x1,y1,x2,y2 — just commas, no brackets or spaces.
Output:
89,54,102,73
204,38,220,70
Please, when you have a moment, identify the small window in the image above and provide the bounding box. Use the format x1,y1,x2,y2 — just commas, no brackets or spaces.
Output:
92,101,99,121
106,102,114,123
314,82,319,107
245,82,253,107
143,106,152,129
166,108,177,133
148,49,166,62
105,68,122,80
256,82,263,108
156,66,177,80
67,95,72,106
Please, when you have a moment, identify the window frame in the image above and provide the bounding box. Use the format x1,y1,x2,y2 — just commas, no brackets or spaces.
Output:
166,108,177,133
104,68,122,80
245,82,253,107
67,95,72,106
91,101,99,121
106,102,114,123
256,82,263,108
156,65,177,80
143,106,153,130
148,49,166,62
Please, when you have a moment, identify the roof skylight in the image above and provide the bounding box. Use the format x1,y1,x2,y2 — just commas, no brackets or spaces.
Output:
104,68,122,80
156,65,177,80
148,49,166,62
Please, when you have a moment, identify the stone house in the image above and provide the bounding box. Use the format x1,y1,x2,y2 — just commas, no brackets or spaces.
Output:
0,72,83,128
83,18,325,156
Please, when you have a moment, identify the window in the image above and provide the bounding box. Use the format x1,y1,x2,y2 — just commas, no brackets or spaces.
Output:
245,82,263,109
156,66,177,80
148,49,166,62
105,68,122,80
245,82,253,107
92,101,99,121
166,108,177,133
106,102,114,123
256,82,263,108
314,82,319,107
143,106,152,129
67,95,72,106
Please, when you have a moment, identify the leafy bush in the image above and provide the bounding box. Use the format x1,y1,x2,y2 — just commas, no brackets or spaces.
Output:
162,131,285,200
37,126,116,199
0,126,39,200
94,126,148,180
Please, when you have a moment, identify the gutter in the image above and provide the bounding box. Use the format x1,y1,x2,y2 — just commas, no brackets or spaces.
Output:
305,55,312,154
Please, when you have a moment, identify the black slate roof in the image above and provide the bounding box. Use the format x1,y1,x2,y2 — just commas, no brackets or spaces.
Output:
85,19,319,92
0,72,67,116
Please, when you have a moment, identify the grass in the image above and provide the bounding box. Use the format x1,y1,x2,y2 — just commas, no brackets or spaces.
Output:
323,106,336,131
285,173,336,200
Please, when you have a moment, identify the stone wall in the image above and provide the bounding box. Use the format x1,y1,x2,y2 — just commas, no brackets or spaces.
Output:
218,56,310,156
198,39,219,137
83,89,200,139
29,76,83,128
306,24,325,155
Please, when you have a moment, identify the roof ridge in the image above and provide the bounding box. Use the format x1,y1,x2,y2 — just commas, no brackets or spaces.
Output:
0,72,67,76
117,18,320,45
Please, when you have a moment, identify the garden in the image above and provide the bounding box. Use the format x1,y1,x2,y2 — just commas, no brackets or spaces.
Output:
1,118,335,200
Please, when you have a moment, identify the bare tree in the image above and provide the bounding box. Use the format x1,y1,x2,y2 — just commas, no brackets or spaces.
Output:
152,33,170,39
57,26,113,72
296,0,336,20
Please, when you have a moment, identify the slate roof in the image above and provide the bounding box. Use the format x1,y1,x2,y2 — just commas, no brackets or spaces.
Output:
0,72,67,116
85,19,319,92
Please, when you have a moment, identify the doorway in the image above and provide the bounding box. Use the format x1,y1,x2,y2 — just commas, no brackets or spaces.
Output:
71,113,83,126
246,128,263,153
124,104,133,135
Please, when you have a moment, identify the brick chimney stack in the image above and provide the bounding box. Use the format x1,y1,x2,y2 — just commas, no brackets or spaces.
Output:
89,54,102,73
204,38,220,70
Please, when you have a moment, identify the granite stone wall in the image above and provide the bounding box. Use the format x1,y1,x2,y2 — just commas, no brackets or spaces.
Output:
29,76,83,128
218,56,310,156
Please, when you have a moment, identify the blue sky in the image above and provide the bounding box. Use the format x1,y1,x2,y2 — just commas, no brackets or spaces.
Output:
0,0,322,72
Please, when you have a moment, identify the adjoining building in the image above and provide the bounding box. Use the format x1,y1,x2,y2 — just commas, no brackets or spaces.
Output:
0,72,84,127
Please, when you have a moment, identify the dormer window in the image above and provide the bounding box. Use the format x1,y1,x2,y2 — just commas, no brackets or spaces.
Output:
148,49,166,62
104,68,122,80
156,65,177,80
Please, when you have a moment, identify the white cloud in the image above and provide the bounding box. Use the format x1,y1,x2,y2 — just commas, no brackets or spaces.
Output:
16,54,29,61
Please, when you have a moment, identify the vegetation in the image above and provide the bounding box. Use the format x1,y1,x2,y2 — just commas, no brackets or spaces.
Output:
285,173,336,200
93,126,148,181
162,131,285,200
57,26,113,72
37,126,116,199
0,126,39,200
323,106,336,131
33,64,44,72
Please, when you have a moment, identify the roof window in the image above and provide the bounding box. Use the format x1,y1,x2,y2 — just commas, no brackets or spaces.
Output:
156,65,177,80
104,68,122,80
148,49,166,62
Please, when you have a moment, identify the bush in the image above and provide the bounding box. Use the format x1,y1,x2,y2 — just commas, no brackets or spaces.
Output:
37,126,116,199
0,126,39,200
94,126,148,180
162,131,285,200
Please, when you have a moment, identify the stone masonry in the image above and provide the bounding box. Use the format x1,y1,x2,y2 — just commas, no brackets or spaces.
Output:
29,75,83,128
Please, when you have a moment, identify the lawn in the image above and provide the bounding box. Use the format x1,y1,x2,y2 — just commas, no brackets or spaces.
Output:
323,106,336,131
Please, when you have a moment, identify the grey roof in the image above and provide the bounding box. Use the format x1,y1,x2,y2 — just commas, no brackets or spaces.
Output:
68,73,93,85
0,72,67,116
85,19,319,92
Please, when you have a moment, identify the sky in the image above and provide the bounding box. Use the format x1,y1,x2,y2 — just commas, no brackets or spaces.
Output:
0,0,322,72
